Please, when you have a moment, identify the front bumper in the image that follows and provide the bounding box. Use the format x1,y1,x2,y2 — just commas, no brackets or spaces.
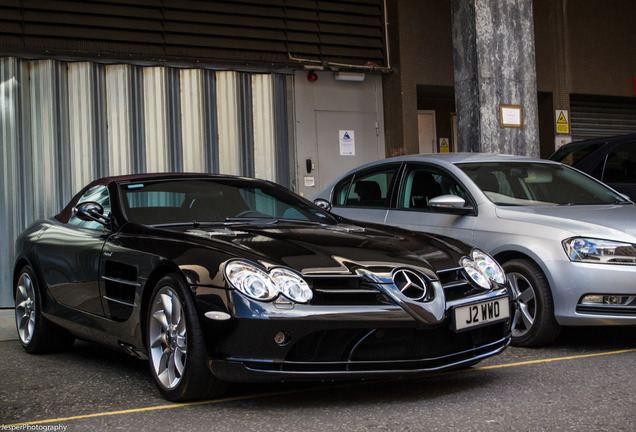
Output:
210,335,509,383
199,288,511,383
546,260,636,326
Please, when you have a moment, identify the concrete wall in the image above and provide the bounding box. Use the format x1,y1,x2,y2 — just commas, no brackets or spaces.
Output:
534,0,636,98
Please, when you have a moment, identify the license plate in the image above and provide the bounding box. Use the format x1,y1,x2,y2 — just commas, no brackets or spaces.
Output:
454,297,510,331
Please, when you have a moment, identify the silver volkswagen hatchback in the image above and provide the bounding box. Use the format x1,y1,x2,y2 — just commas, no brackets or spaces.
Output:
314,153,636,346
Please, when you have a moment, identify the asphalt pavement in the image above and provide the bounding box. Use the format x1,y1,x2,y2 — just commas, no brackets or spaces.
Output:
2,306,635,431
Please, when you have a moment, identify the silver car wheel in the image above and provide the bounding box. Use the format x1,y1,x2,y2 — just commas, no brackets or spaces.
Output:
149,286,187,390
15,272,36,344
507,272,536,338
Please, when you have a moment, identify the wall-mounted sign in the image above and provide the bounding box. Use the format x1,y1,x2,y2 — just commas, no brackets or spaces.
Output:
555,135,572,151
555,110,569,134
499,104,523,129
339,130,355,156
439,138,450,153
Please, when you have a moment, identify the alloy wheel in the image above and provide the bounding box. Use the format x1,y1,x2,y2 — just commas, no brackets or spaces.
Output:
507,272,537,338
15,272,37,345
148,286,187,390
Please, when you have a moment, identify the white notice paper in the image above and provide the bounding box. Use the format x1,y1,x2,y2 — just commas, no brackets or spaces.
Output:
339,130,355,156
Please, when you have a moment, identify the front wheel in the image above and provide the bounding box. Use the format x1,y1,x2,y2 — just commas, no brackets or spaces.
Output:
146,274,226,401
503,259,561,347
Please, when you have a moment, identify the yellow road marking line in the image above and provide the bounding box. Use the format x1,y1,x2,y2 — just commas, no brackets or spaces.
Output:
5,348,635,427
471,348,636,371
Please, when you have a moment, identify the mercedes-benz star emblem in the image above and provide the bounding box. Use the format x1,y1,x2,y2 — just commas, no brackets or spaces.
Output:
392,269,428,301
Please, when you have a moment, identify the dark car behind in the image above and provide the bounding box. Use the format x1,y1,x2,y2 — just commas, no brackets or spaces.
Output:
550,133,636,198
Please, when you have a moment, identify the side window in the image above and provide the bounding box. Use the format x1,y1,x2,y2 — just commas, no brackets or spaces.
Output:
334,166,399,208
332,176,354,206
398,166,466,211
68,185,111,230
593,142,636,184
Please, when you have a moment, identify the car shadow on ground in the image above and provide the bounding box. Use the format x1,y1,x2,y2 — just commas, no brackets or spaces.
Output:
546,325,636,350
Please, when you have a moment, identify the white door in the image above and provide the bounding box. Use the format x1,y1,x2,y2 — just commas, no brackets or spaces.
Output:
294,71,385,198
418,110,436,154
314,111,382,193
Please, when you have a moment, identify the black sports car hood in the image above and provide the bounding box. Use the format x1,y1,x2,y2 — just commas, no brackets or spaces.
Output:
157,221,469,281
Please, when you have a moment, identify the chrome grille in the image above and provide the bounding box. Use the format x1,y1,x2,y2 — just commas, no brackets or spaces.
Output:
306,276,392,306
305,265,481,306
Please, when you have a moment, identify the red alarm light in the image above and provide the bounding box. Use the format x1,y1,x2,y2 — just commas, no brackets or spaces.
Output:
307,71,318,82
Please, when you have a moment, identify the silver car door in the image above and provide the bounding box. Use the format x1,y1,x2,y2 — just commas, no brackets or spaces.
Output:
385,163,477,244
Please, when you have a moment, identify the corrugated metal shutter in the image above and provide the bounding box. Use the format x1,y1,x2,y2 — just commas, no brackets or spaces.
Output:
570,95,636,140
0,0,386,69
0,56,293,307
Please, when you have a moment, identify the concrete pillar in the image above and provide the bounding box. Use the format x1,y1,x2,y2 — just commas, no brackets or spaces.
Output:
451,0,539,156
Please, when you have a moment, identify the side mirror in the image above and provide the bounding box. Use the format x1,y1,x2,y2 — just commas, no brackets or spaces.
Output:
428,195,473,215
313,198,332,211
73,202,110,227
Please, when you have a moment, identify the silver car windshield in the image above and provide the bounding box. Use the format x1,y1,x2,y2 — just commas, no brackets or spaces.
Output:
457,162,630,206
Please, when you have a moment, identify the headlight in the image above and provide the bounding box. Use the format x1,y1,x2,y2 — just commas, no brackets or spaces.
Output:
225,261,278,301
471,249,506,284
270,268,313,303
563,237,636,265
460,248,506,289
224,260,313,303
461,257,491,289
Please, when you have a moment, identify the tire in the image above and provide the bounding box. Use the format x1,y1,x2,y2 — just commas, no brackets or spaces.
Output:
14,265,75,353
503,259,561,347
146,273,227,401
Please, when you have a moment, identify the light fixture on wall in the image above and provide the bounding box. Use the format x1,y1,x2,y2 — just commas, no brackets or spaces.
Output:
307,71,318,82
334,72,365,82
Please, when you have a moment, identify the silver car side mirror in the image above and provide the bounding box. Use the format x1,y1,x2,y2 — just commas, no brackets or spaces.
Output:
428,195,473,215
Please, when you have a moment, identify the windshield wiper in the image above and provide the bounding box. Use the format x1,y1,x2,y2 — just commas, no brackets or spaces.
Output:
225,217,279,225
224,217,324,226
149,221,226,228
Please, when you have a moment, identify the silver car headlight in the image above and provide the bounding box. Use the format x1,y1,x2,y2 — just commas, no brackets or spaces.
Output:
471,249,506,284
563,237,636,265
224,260,313,303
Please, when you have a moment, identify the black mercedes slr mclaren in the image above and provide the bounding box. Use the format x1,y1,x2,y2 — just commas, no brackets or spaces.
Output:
14,173,512,401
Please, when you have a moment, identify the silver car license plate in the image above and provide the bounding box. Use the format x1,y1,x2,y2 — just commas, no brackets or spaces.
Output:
454,297,510,331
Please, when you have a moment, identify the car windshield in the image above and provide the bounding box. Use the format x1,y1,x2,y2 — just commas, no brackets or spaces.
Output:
457,162,630,206
119,178,336,226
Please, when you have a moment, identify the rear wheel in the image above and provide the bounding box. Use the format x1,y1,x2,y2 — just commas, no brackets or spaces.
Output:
146,274,226,401
503,259,561,347
14,265,74,353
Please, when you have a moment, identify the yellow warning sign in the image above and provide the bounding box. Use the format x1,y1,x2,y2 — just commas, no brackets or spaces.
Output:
556,110,569,134
440,138,450,153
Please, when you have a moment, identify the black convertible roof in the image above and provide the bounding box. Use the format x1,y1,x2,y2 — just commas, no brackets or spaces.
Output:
56,172,259,223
